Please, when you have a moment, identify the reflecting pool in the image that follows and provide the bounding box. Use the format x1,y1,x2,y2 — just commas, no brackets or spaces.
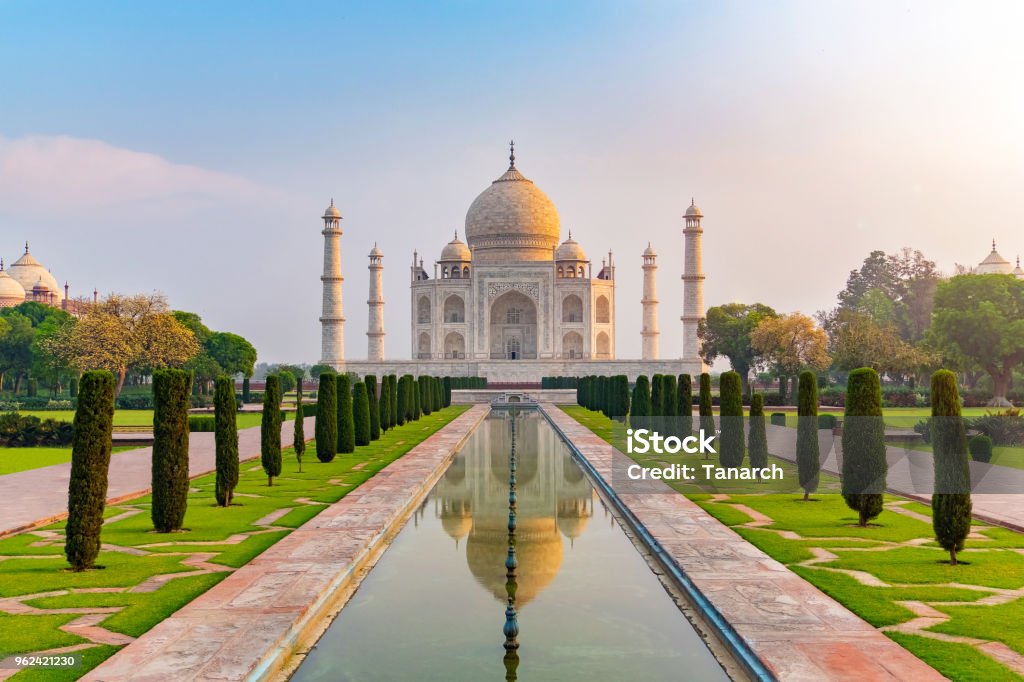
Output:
293,412,728,681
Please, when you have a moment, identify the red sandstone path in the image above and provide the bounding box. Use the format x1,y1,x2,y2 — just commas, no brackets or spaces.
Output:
0,417,315,538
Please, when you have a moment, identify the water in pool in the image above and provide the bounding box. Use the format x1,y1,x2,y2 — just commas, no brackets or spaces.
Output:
293,411,729,681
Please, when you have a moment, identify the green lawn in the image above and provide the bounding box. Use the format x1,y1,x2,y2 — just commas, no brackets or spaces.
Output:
0,447,134,476
18,410,268,429
0,406,468,679
561,405,1024,682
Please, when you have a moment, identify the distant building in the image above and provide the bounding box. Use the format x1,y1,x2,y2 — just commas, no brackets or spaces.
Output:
0,242,93,313
973,240,1024,278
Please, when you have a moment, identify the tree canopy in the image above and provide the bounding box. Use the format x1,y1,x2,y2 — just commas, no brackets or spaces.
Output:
751,313,831,378
697,302,777,393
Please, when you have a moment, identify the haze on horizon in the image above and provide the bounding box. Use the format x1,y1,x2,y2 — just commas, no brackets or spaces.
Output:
2,1,1022,364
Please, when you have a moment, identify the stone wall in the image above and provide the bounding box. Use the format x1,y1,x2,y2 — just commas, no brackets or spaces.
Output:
337,358,703,382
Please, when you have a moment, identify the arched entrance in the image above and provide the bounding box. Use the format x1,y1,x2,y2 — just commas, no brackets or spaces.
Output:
562,331,583,359
489,290,537,360
444,331,465,359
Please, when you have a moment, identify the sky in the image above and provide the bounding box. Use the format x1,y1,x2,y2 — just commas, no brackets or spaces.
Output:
2,1,1023,364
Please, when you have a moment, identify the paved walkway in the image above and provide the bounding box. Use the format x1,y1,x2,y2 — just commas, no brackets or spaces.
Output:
762,425,1024,532
545,405,943,681
82,405,489,682
0,417,316,538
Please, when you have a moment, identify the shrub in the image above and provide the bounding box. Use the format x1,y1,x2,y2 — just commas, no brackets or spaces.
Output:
69,378,78,398
443,376,452,407
613,375,630,421
770,413,786,427
797,370,820,500
411,376,421,420
396,375,408,426
748,393,768,473
116,394,154,410
418,376,432,416
718,371,744,468
293,379,306,472
151,369,192,532
0,412,73,446
930,370,972,565
365,375,380,440
353,381,371,446
817,414,838,430
966,409,1024,446
336,374,355,453
261,375,283,485
27,378,37,397
389,375,399,427
65,370,115,571
841,368,886,527
242,376,250,404
969,435,993,463
315,372,337,462
630,376,651,429
662,375,677,419
188,416,216,431
650,374,664,417
677,374,693,437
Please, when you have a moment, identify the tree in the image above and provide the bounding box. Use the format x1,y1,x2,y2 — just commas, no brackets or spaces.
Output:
214,375,239,506
748,393,768,475
751,313,832,388
411,376,421,420
315,372,337,462
0,311,34,393
379,375,392,433
396,375,408,426
698,303,778,396
930,370,972,565
418,376,432,416
826,309,938,378
353,381,371,446
842,368,886,526
796,370,820,500
293,378,306,472
930,274,1024,406
365,375,381,440
661,375,677,420
718,371,744,468
310,363,334,380
612,375,630,421
389,375,399,427
261,374,283,485
274,366,298,395
631,376,651,429
151,368,192,532
699,373,714,458
206,332,257,378
677,374,693,437
64,370,115,570
242,377,251,403
650,374,664,417
337,374,355,453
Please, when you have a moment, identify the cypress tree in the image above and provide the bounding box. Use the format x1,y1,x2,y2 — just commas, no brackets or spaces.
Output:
677,374,693,438
388,375,399,427
293,378,306,472
365,375,380,440
748,393,768,474
152,368,192,532
396,375,407,426
412,376,421,420
261,374,282,485
699,373,715,458
419,376,432,416
842,368,886,527
631,376,651,429
353,381,371,446
797,370,820,501
65,370,115,571
242,376,250,403
315,372,337,462
379,376,392,433
434,376,443,412
214,375,239,505
613,375,630,421
443,376,452,407
70,377,79,398
337,374,355,453
718,371,745,468
662,374,678,422
650,374,664,417
931,370,972,565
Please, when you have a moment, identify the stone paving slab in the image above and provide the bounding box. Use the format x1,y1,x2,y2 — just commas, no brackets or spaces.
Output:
81,405,489,682
0,417,315,538
543,404,944,682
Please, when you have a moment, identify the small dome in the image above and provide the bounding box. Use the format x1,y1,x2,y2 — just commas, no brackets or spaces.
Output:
0,264,26,306
440,233,471,262
976,240,1013,275
1013,257,1024,279
368,243,383,257
9,245,62,301
555,233,586,261
684,198,703,218
323,199,341,219
643,242,657,257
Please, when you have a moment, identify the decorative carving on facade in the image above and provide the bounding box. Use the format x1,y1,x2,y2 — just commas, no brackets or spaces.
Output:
487,281,539,301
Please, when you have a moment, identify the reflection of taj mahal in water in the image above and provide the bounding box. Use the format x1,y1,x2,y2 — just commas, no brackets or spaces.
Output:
319,142,707,382
430,413,593,606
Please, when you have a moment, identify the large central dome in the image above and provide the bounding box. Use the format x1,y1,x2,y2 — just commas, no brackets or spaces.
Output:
464,148,560,263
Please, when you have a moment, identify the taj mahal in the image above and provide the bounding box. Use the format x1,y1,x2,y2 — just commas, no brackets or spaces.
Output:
319,143,707,383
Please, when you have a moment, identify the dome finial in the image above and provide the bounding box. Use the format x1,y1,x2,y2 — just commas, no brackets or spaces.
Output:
508,139,515,169
454,229,459,241
568,229,572,240
993,238,997,251
24,241,29,254
1,258,4,271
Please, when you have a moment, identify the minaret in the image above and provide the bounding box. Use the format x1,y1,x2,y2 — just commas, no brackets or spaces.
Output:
320,199,345,367
641,243,659,360
681,199,706,368
367,243,385,361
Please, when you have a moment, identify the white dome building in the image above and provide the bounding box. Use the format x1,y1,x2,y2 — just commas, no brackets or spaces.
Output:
0,260,26,308
975,240,1015,275
407,143,616,362
8,243,63,303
